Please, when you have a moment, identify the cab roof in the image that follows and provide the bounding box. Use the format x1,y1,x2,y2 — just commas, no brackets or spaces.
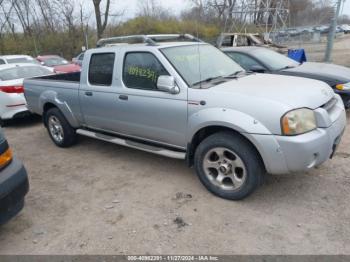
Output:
92,41,207,54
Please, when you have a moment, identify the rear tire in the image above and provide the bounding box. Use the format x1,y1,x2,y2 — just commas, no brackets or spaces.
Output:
194,132,265,200
45,108,77,147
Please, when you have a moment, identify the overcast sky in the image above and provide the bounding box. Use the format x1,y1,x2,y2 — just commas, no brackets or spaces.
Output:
111,0,350,17
343,0,350,16
80,0,350,21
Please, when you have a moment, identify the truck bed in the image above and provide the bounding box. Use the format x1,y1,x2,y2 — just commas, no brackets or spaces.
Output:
24,72,81,116
33,71,81,82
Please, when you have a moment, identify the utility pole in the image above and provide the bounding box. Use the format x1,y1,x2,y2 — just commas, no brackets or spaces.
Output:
324,0,343,62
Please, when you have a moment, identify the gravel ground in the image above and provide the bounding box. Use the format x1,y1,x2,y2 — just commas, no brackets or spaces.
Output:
0,112,349,255
290,34,350,66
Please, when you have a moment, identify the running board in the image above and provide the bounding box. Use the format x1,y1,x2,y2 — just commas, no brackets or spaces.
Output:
76,129,186,160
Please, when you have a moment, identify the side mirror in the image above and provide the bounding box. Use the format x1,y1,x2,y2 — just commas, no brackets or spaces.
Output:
249,65,266,73
157,75,180,94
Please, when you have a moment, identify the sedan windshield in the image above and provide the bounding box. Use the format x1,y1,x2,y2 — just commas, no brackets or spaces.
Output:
252,48,299,71
43,57,69,67
7,57,40,65
0,66,52,81
161,44,244,87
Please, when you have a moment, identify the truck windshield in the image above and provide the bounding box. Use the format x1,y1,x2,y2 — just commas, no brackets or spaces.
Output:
161,44,244,87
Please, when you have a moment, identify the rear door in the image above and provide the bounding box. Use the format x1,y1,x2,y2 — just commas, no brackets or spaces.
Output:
79,52,121,131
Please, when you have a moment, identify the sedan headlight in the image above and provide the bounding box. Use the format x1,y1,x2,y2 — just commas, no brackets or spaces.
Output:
281,108,316,136
336,82,350,90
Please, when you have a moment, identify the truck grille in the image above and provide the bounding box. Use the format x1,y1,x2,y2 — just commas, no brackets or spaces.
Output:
322,97,337,113
321,96,343,124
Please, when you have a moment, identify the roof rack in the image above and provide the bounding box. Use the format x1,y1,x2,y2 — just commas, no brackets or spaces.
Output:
96,34,202,47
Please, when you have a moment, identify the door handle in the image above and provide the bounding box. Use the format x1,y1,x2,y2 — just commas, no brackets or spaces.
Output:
119,95,128,101
85,91,93,96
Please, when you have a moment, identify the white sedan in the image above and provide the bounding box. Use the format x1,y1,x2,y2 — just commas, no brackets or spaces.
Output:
0,64,52,125
0,55,40,65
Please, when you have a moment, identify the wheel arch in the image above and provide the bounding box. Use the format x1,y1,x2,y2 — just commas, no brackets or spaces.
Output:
40,92,80,128
186,125,266,172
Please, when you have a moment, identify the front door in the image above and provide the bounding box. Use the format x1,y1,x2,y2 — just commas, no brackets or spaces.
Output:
113,51,188,148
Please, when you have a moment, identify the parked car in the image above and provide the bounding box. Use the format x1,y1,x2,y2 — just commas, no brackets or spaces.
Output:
216,33,288,54
222,46,350,108
0,64,52,125
0,127,29,225
314,25,330,34
72,52,85,67
36,55,81,74
0,55,40,65
24,34,346,200
340,24,350,34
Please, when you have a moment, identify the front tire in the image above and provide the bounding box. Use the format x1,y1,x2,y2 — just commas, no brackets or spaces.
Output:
45,108,77,147
194,132,265,200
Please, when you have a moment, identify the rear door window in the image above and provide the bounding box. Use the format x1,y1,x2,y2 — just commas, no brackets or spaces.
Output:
123,52,169,90
88,53,115,86
0,59,5,65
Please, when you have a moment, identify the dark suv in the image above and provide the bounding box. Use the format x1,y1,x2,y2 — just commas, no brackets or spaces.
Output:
0,128,29,225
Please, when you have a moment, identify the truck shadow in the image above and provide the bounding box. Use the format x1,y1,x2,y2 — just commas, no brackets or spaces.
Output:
1,115,42,129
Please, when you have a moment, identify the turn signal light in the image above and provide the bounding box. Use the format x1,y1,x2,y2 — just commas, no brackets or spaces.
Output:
0,148,13,169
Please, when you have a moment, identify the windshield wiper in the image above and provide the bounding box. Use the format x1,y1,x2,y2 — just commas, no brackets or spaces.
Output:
191,76,225,87
224,70,252,78
279,65,297,70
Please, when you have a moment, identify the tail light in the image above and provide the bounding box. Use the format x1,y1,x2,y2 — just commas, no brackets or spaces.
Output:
0,85,24,93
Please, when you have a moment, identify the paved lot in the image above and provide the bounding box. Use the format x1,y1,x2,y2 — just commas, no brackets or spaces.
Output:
0,113,349,255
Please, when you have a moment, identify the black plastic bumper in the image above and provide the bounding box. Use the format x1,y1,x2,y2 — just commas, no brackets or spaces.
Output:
0,157,29,225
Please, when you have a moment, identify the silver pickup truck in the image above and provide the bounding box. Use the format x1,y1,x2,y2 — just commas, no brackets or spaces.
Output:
24,34,346,200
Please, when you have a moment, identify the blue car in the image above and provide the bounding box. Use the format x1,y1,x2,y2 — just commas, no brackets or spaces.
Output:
0,128,29,225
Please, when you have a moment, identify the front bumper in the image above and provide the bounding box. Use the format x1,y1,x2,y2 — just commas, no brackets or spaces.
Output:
0,157,29,225
248,108,346,174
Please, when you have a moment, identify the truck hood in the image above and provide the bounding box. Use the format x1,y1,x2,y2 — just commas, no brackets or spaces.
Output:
211,73,334,109
282,62,350,83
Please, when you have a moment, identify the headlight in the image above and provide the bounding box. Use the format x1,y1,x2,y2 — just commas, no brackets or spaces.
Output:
336,82,350,90
281,108,316,136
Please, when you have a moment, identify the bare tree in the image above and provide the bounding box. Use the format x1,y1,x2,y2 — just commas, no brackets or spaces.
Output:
137,0,172,19
0,0,14,34
92,0,111,39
